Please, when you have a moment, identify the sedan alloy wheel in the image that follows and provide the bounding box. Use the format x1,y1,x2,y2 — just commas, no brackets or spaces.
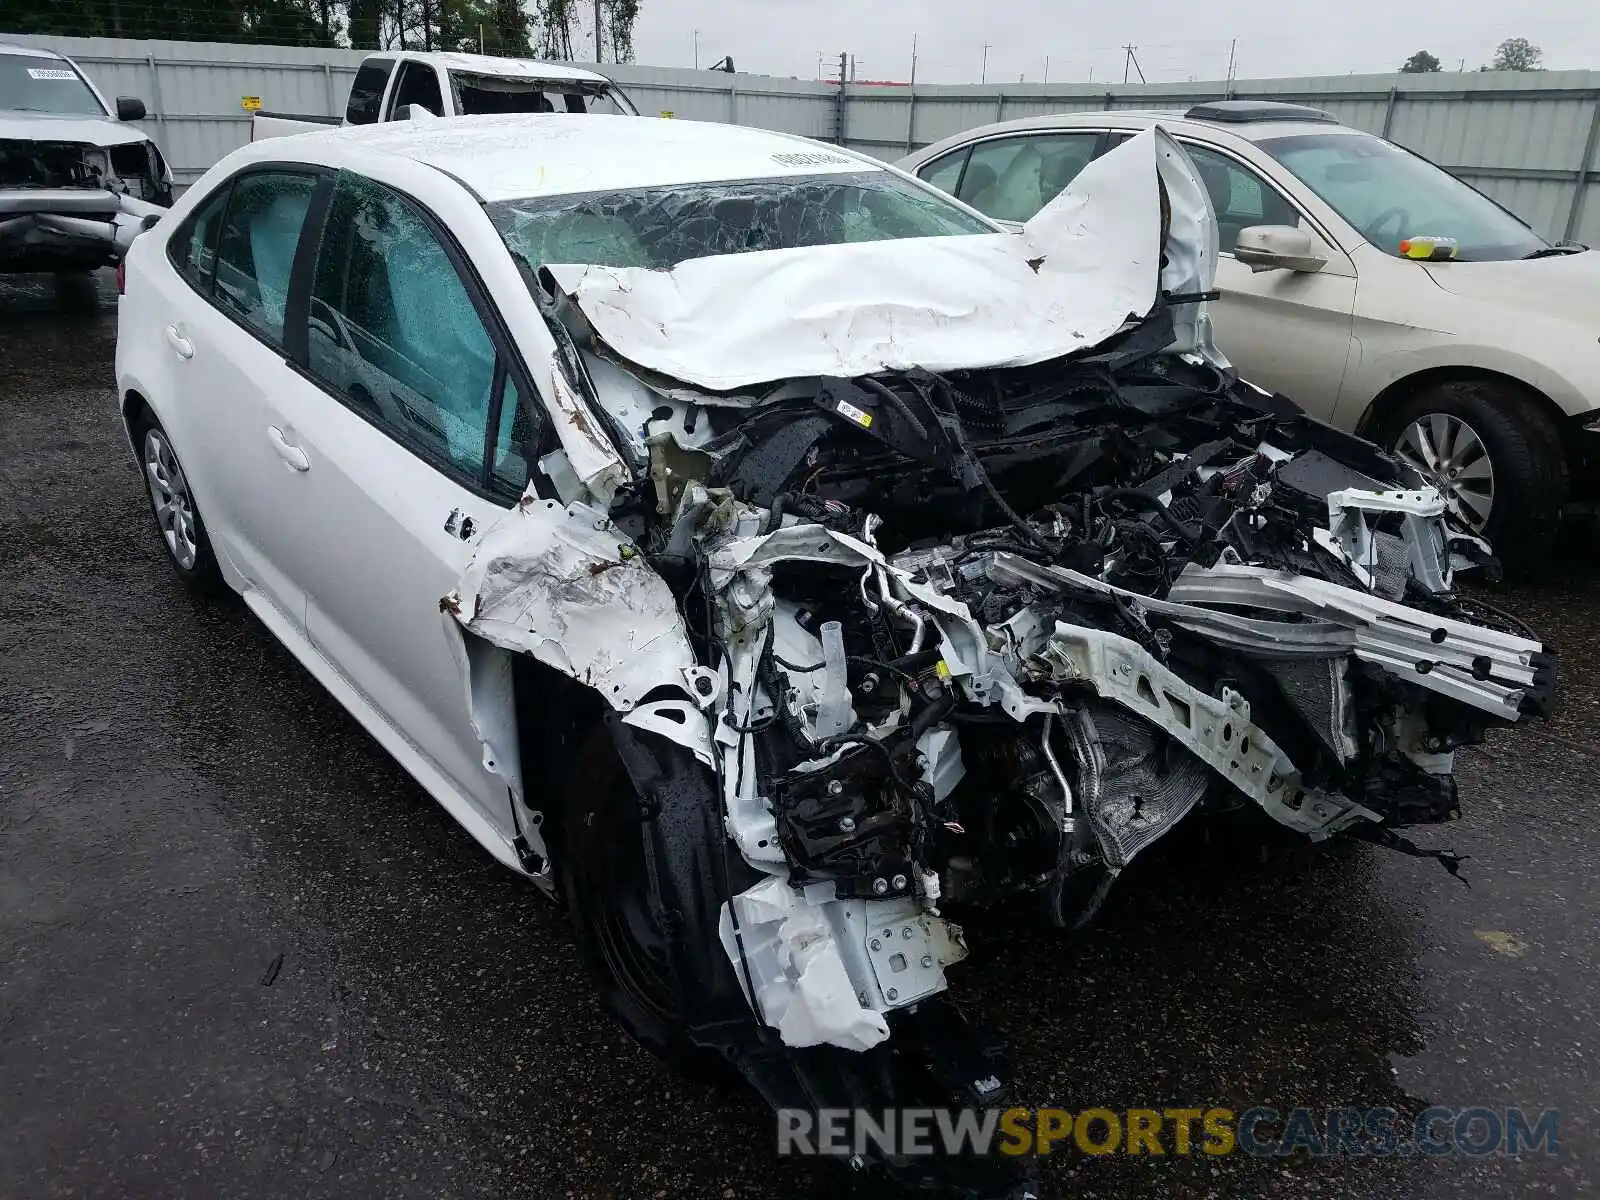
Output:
1394,412,1496,532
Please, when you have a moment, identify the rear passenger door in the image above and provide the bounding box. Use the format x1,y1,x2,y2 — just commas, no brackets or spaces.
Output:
155,166,326,630
273,170,546,835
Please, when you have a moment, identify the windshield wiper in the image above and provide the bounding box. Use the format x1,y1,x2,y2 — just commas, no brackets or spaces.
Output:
1522,245,1584,259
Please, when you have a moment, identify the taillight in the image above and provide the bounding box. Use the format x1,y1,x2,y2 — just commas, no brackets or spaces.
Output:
116,259,126,295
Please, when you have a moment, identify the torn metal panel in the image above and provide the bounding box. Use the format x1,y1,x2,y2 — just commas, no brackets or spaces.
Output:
537,354,628,506
539,129,1206,391
444,497,696,711
444,622,551,876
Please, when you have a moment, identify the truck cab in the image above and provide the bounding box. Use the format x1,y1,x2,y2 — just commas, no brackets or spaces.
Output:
252,50,637,141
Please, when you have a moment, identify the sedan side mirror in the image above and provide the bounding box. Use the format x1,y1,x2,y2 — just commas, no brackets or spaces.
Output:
1234,224,1328,274
396,103,437,121
115,96,147,122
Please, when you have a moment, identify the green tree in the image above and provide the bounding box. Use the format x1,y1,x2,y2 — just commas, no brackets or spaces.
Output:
605,0,638,62
1399,50,1441,73
1485,37,1543,71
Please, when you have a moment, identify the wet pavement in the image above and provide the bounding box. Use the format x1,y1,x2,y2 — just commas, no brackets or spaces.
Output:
2,271,1597,1200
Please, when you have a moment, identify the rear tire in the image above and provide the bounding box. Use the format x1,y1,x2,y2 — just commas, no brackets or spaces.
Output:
1377,379,1566,573
129,407,224,593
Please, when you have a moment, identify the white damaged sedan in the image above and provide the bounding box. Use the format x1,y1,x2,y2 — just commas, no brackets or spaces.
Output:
116,114,1553,1195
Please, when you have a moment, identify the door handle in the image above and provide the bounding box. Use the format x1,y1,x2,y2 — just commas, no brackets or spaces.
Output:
164,324,194,359
267,425,311,472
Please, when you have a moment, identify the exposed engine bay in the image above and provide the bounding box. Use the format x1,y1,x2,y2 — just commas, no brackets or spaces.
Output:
0,137,168,200
601,312,1551,1048
0,137,168,270
442,128,1555,1193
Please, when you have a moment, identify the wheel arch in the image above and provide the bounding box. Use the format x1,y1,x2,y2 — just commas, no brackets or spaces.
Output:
1353,365,1567,440
509,653,610,877
120,386,155,453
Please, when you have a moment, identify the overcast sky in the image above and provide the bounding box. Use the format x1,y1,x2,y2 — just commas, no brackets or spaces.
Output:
624,0,1598,84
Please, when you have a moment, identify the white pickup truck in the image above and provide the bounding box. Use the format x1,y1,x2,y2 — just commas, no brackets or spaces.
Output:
251,50,638,141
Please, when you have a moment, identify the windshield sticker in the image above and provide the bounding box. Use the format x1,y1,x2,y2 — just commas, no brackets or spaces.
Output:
26,68,78,81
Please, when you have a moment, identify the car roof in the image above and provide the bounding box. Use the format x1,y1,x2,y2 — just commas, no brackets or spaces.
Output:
389,50,611,85
273,113,884,202
904,107,1370,165
0,43,68,60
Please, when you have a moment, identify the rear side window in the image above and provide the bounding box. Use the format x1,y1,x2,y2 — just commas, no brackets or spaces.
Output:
389,60,444,118
955,133,1100,223
345,58,394,125
306,173,501,481
916,148,969,196
212,171,319,345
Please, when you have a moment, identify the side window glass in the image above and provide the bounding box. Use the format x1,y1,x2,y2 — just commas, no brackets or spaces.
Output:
1182,144,1301,253
917,149,968,196
307,173,498,480
345,57,394,125
212,171,318,345
172,182,230,288
389,61,444,117
491,373,534,497
955,134,1100,223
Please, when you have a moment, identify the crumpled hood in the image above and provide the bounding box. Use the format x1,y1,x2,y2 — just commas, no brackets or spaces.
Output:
1422,250,1600,318
541,127,1220,392
0,111,149,149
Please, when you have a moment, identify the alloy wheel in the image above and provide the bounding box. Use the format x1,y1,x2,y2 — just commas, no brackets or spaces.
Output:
142,428,199,570
1393,413,1495,532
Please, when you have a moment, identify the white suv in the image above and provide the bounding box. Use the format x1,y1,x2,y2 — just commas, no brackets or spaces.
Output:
901,100,1600,568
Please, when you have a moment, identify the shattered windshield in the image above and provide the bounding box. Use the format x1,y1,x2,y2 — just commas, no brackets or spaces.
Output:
0,54,105,115
487,170,993,271
449,72,634,116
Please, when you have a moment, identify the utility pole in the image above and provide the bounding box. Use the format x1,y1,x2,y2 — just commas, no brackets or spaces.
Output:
1121,44,1145,84
835,50,848,145
910,33,918,86
1043,55,1050,84
693,28,700,70
594,0,603,62
1225,37,1237,88
817,51,824,79
981,42,991,84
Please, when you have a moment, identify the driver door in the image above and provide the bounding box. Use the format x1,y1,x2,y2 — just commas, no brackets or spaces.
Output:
266,170,546,838
1179,142,1357,421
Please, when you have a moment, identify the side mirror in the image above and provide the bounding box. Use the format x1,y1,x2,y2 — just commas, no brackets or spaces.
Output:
1234,224,1328,274
115,96,147,122
396,103,437,121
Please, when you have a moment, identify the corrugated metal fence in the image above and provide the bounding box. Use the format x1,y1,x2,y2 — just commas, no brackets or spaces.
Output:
5,33,1598,243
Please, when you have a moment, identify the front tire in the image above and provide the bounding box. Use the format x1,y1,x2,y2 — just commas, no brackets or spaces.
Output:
560,722,752,1080
130,408,223,592
1378,380,1566,571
